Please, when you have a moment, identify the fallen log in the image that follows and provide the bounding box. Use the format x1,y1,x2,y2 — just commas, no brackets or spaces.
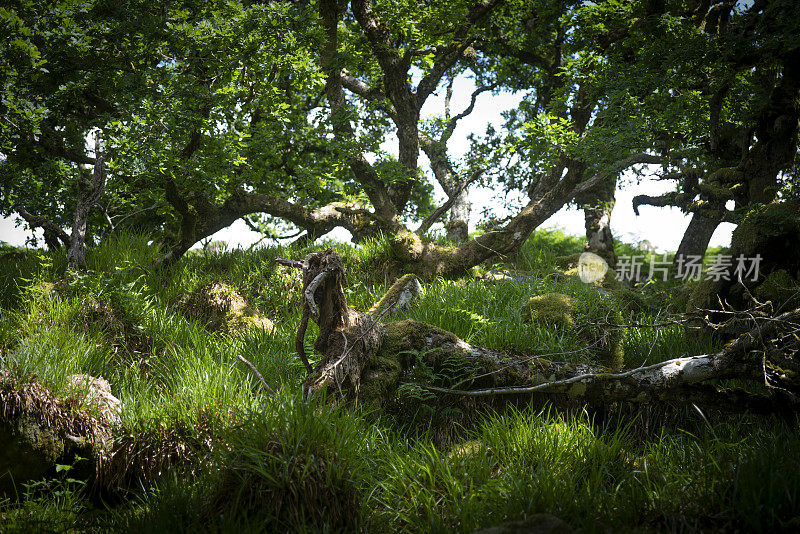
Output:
277,250,800,413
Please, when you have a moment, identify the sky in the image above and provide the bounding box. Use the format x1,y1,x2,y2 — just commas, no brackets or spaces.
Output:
0,76,734,253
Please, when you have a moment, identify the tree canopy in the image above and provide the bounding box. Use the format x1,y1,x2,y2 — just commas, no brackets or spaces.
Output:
1,0,798,273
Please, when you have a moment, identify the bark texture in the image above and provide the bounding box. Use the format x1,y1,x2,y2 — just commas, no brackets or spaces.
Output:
576,177,617,267
12,140,106,265
674,213,720,267
67,140,107,268
690,199,800,311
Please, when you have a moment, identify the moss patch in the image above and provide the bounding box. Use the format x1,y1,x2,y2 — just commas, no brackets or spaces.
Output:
0,372,111,497
391,229,425,263
183,281,273,336
0,417,64,496
523,293,624,370
554,253,582,270
523,293,575,327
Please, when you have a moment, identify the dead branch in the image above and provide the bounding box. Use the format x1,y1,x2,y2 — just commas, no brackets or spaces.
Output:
236,354,276,397
304,270,331,319
276,257,304,269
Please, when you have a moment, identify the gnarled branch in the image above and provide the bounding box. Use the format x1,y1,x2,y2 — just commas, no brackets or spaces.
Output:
416,167,484,234
13,205,71,250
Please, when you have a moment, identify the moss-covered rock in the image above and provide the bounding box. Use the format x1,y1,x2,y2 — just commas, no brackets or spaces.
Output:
0,372,114,497
523,293,624,370
0,416,64,495
523,294,575,327
65,374,122,424
553,253,582,270
183,281,273,336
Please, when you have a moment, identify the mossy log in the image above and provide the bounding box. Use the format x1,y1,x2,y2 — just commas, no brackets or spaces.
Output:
281,250,800,413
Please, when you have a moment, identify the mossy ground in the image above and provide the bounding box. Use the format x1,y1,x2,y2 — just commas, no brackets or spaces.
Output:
0,230,798,532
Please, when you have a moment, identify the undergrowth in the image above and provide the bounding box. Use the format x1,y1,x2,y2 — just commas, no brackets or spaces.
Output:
0,230,797,533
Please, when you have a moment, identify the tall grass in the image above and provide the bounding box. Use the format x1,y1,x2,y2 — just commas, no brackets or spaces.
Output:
0,230,797,533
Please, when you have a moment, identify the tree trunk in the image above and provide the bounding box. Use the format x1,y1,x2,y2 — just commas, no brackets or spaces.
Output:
419,137,473,244
690,199,800,311
578,179,617,267
282,250,800,413
67,139,106,269
443,183,470,244
674,213,719,267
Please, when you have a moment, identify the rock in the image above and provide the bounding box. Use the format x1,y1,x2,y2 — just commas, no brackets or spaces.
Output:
471,513,573,534
478,270,532,282
183,281,274,336
0,372,114,497
0,416,64,495
523,293,624,370
65,374,122,424
553,254,581,270
523,294,575,327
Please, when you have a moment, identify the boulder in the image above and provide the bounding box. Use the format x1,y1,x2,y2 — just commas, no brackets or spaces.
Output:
0,372,116,497
183,281,274,336
523,293,624,370
65,374,122,424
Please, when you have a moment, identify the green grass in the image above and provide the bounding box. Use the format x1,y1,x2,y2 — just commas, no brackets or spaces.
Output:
1,230,798,533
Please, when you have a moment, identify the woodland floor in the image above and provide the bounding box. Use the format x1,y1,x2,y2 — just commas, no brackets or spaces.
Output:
0,230,798,533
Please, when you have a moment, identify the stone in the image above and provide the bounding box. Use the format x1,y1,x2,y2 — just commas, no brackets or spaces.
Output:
183,281,274,336
65,374,122,424
0,372,115,497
